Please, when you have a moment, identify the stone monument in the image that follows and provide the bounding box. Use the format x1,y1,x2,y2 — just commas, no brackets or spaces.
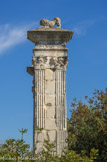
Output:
27,17,73,155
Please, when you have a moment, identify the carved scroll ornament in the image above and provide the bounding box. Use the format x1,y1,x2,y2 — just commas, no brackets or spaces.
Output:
32,56,68,69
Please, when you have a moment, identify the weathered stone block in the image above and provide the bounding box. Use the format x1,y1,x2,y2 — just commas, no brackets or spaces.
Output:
45,118,56,130
48,130,56,142
45,80,55,94
45,94,55,106
46,106,55,118
45,69,54,80
36,132,44,142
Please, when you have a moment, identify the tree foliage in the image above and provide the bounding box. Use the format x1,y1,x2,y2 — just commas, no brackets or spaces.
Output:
68,88,107,161
0,139,30,161
18,128,28,140
0,138,97,162
33,140,97,162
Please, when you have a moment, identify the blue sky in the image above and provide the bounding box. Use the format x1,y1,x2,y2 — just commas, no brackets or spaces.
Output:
0,0,107,148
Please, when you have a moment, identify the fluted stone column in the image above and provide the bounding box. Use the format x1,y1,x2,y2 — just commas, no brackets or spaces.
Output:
27,27,73,155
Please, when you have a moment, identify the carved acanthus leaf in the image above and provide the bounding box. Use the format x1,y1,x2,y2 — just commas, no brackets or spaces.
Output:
32,56,68,69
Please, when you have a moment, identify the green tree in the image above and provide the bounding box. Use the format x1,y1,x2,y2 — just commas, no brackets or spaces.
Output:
18,128,28,140
15,139,30,161
0,139,16,161
33,139,97,162
68,88,107,161
0,139,30,161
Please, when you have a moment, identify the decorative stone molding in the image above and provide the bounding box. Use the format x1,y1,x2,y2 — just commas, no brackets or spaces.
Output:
27,28,73,43
32,56,68,69
35,41,66,49
32,56,47,66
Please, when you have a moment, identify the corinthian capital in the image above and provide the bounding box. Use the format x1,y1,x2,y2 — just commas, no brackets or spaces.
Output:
58,57,68,68
32,56,68,69
50,56,68,69
32,56,47,66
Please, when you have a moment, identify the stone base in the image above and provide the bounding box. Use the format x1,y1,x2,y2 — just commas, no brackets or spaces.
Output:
34,129,67,156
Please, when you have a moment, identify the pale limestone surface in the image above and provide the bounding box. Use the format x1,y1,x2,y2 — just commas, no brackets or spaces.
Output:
40,17,61,28
27,25,73,155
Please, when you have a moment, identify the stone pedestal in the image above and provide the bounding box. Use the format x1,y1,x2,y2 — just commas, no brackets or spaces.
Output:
27,27,73,155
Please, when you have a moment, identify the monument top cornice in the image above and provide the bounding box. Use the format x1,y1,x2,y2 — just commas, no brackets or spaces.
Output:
27,27,74,43
27,17,73,43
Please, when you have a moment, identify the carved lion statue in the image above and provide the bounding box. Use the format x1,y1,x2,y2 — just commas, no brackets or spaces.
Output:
40,17,61,28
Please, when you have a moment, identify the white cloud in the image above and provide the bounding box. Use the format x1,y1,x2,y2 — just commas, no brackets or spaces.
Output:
0,22,39,55
72,19,96,36
72,16,107,36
